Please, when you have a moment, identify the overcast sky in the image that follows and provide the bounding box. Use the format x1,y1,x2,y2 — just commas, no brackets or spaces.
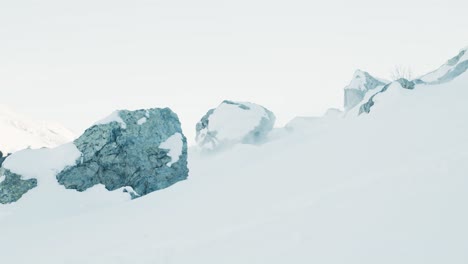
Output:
1,0,467,142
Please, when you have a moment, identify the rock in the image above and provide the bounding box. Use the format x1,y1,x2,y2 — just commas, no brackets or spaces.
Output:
437,60,468,83
0,151,6,167
56,108,188,197
358,97,375,115
396,78,415,90
420,48,468,84
196,100,276,151
344,70,388,111
358,47,468,115
0,169,37,204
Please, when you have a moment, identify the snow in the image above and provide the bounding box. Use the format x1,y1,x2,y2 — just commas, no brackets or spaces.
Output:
137,117,147,125
0,104,75,154
1,64,468,263
0,143,131,225
159,133,183,166
202,101,268,145
3,143,81,180
93,110,127,129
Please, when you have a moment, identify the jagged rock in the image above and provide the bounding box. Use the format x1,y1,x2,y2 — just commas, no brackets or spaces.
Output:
0,169,37,204
420,48,468,84
56,108,188,197
0,151,6,167
396,78,415,90
196,100,276,151
344,70,388,111
437,60,468,83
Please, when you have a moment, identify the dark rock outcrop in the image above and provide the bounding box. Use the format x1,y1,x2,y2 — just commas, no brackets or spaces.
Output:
436,60,468,84
0,151,6,167
420,48,468,84
56,108,189,198
396,78,415,90
0,169,37,204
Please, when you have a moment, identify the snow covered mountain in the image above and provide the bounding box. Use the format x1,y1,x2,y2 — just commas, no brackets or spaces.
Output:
1,46,468,263
0,105,75,155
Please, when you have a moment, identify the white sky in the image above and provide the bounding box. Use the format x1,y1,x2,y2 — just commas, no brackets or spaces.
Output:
1,0,467,142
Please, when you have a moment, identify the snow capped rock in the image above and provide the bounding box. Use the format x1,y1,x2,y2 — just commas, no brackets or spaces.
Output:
57,108,189,197
344,70,387,92
0,143,80,204
93,110,127,129
356,47,468,116
343,70,388,111
196,100,276,151
419,46,468,84
0,104,75,154
0,107,189,204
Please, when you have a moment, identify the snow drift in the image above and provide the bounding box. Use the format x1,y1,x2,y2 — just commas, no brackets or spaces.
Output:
0,46,468,264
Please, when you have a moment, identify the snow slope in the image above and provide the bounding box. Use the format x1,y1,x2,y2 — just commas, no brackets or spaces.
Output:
0,105,75,154
1,55,468,263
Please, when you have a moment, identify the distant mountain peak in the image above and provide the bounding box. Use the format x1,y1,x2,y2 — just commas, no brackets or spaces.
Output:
0,105,75,154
